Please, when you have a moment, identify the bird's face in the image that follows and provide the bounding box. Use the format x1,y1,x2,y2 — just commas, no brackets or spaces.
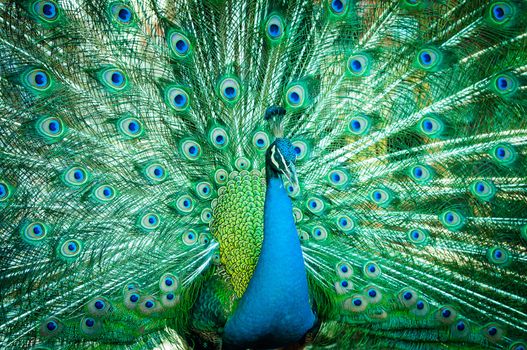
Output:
267,138,298,186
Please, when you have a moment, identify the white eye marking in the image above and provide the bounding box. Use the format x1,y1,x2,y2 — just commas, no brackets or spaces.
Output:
270,145,280,169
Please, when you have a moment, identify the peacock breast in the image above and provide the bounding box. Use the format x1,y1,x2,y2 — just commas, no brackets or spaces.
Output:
210,168,266,297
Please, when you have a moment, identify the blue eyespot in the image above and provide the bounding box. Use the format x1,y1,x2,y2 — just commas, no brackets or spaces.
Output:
35,72,48,86
353,298,362,306
100,68,128,91
182,229,198,245
118,8,131,22
127,121,140,135
167,293,174,300
442,308,451,318
266,15,285,40
94,300,104,310
143,163,167,183
139,212,161,231
350,60,362,72
420,52,432,65
165,278,173,286
488,327,497,336
145,300,154,308
43,3,56,18
289,92,300,103
47,321,57,331
85,318,95,327
33,1,60,22
0,183,7,199
110,3,134,25
168,31,191,58
174,93,187,107
130,294,139,302
497,77,508,90
330,0,346,14
489,3,513,24
347,54,370,76
416,301,424,310
403,291,413,300
368,289,377,297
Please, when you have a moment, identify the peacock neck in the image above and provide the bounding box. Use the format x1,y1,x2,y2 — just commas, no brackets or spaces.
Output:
222,173,315,349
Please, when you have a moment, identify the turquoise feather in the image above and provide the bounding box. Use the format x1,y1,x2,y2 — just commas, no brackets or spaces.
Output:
0,0,527,349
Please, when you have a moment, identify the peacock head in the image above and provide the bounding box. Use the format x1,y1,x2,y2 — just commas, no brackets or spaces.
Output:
264,106,298,186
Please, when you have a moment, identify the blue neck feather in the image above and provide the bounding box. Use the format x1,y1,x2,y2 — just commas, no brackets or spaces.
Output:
223,175,315,349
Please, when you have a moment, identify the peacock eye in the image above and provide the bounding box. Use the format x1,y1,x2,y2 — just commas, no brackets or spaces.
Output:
407,228,429,245
159,273,178,292
214,169,228,185
166,86,191,111
168,31,191,57
252,131,270,150
347,54,371,76
110,3,134,25
265,15,285,41
32,1,60,22
59,239,82,260
139,297,158,314
36,116,65,141
0,181,12,201
439,210,465,231
334,279,353,294
285,84,306,108
143,163,167,183
490,143,516,165
202,215,212,228
139,212,160,231
219,77,241,104
181,139,202,160
291,140,309,161
363,262,381,278
408,164,433,183
40,317,62,337
398,288,418,307
80,316,101,335
336,262,353,278
487,246,510,266
369,188,393,207
489,3,513,24
62,166,89,187
311,225,328,241
182,229,198,245
364,286,382,304
492,73,518,96
306,197,325,214
209,126,229,148
418,115,444,138
336,215,355,233
235,157,251,171
196,182,213,199
117,116,143,138
25,69,52,91
343,295,367,312
348,114,371,135
100,68,128,91
410,299,429,317
93,184,117,202
22,221,48,243
416,48,442,69
470,179,496,201
435,306,457,324
175,195,194,215
329,0,348,15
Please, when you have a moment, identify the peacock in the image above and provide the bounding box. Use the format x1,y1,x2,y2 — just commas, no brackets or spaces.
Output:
1,0,527,349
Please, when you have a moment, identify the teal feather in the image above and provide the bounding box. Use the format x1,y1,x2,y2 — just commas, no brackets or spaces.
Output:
1,0,527,349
